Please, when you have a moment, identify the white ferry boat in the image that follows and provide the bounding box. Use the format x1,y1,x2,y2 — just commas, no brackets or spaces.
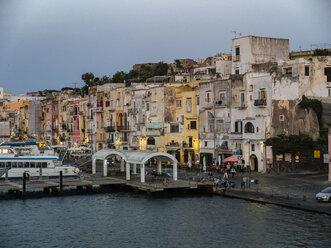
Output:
0,146,80,179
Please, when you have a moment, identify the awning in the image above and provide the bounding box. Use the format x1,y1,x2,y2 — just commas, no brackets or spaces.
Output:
222,155,242,163
146,122,163,129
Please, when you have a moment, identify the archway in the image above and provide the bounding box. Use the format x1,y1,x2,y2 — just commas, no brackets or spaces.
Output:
250,154,258,171
245,122,255,133
92,149,178,182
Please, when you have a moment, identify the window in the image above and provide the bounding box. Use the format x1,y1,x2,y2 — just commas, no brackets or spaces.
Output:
235,121,242,133
235,69,239,75
305,66,309,76
186,98,192,112
325,67,331,82
241,92,245,107
170,123,179,133
279,115,285,121
259,89,266,99
176,100,182,108
218,92,226,106
189,137,193,147
152,101,157,115
206,93,210,103
216,119,224,133
208,112,214,132
24,162,30,168
244,122,255,133
190,121,197,129
283,67,292,75
204,141,208,147
42,162,47,168
147,137,155,145
197,96,200,105
235,46,240,56
146,102,150,111
251,144,255,152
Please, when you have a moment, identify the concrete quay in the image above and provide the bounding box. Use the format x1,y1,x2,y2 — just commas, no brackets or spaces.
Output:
216,171,331,215
0,173,215,199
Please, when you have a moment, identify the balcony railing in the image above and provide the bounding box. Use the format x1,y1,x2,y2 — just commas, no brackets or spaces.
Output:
128,108,138,114
229,132,243,140
215,100,226,107
95,107,103,112
104,126,115,132
254,99,267,106
233,55,240,62
117,126,130,131
146,129,164,136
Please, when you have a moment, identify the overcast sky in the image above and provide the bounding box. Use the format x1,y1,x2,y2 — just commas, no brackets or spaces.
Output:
0,0,330,94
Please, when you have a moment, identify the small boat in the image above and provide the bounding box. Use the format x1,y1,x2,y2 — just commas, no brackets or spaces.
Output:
0,146,80,179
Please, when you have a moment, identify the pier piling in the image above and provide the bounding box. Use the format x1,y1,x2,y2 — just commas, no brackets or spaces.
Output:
59,171,63,191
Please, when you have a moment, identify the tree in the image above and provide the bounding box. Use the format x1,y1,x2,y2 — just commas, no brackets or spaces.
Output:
81,72,95,87
112,71,127,83
100,75,112,85
153,62,168,76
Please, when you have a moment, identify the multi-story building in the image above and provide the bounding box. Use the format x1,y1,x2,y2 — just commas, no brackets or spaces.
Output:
164,81,200,165
231,35,289,75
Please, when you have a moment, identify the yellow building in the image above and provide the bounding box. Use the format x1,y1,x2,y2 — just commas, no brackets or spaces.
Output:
164,81,203,165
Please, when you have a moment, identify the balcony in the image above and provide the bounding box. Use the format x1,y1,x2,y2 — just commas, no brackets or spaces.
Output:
215,100,226,107
106,138,115,144
104,126,115,132
254,99,267,106
117,126,130,132
95,107,103,112
233,55,240,62
182,142,193,149
229,132,243,140
146,129,164,136
128,108,138,114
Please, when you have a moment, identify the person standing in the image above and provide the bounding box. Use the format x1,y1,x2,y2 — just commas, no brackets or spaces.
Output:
223,170,229,180
230,167,236,178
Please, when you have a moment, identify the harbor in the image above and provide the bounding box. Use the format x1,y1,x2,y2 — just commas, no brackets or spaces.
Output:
0,173,215,198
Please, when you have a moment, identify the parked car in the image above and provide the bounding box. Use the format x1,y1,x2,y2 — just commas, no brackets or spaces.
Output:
316,187,331,202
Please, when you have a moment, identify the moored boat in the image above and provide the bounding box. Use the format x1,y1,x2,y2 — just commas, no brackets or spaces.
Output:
0,146,80,179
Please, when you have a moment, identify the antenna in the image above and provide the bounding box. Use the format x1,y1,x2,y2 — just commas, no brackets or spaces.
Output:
231,31,237,38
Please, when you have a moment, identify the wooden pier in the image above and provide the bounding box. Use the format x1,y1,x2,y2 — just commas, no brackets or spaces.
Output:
0,174,215,198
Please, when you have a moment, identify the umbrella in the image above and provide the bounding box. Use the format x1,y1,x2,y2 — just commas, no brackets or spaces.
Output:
222,155,241,163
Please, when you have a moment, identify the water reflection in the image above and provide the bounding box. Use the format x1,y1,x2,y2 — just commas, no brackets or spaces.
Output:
0,193,330,248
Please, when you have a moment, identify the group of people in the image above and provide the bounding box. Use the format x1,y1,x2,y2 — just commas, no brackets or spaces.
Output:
222,166,237,180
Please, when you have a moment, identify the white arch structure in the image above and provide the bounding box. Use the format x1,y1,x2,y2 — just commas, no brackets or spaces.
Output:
92,149,178,183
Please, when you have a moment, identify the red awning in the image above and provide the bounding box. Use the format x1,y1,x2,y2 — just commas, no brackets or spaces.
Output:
222,155,241,163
